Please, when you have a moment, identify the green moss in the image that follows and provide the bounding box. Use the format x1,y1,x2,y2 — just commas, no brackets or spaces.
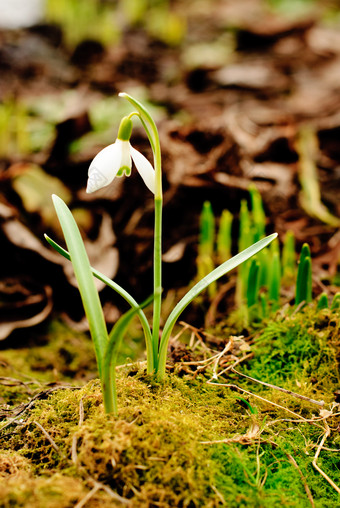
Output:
0,305,339,507
243,305,340,399
0,320,97,385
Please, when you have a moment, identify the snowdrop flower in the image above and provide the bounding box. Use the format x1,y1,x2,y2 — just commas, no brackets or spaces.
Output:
86,116,155,194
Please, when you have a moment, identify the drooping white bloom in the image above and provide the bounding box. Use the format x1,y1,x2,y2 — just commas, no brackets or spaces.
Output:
86,139,155,194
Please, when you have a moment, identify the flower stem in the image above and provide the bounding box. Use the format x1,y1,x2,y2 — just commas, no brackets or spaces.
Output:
152,196,162,371
152,119,163,373
119,93,163,374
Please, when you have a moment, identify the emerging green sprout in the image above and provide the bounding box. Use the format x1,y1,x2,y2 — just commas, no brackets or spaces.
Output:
295,243,312,306
197,201,216,297
217,209,232,263
317,292,329,310
331,292,340,310
46,93,277,414
197,192,337,321
282,230,295,282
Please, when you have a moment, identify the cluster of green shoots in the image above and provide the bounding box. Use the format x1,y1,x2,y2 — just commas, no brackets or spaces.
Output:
198,188,340,321
45,94,277,414
45,0,185,48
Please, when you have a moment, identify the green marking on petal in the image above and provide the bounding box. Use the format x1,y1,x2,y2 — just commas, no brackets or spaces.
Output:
117,166,131,177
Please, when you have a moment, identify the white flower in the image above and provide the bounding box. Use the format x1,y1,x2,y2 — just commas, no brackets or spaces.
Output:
86,139,155,194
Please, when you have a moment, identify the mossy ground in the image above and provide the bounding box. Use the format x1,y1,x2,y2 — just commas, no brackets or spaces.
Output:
0,305,339,507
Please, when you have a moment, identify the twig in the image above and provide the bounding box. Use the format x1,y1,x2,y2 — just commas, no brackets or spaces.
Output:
231,368,325,407
211,341,233,378
266,412,340,427
210,484,226,505
74,477,130,508
33,420,61,453
312,421,340,494
207,380,308,420
0,376,34,387
74,483,100,508
178,321,225,349
287,453,315,508
179,341,232,367
98,480,130,504
207,352,254,382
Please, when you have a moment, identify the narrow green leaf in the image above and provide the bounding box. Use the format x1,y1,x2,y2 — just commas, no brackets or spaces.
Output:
44,233,154,373
269,251,281,308
249,184,266,240
295,256,312,306
199,201,215,257
295,243,312,306
282,230,295,278
330,292,340,311
260,293,268,319
317,293,329,311
102,294,154,415
158,233,278,378
246,258,260,308
50,195,109,376
217,209,232,262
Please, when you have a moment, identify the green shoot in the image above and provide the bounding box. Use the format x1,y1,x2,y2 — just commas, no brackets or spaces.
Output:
197,201,216,297
199,201,215,258
217,209,232,263
331,292,340,310
51,195,108,377
317,293,329,310
282,230,295,282
102,295,153,416
246,258,260,308
249,184,266,241
295,243,312,306
259,293,268,319
268,250,281,310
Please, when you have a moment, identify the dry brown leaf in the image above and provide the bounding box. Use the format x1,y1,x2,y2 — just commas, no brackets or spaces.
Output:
0,279,53,340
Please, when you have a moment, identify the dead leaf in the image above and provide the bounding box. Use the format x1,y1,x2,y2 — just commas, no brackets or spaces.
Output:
11,163,71,227
0,279,53,340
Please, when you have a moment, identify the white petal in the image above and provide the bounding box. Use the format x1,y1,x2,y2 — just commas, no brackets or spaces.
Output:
130,146,155,194
86,142,121,193
120,140,132,175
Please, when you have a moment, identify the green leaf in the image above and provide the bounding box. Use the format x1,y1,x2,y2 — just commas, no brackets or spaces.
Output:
246,258,260,308
199,201,215,257
317,293,329,311
331,292,340,310
157,233,278,378
50,195,109,376
269,251,281,307
102,294,153,415
44,233,154,373
217,209,232,262
295,243,312,307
